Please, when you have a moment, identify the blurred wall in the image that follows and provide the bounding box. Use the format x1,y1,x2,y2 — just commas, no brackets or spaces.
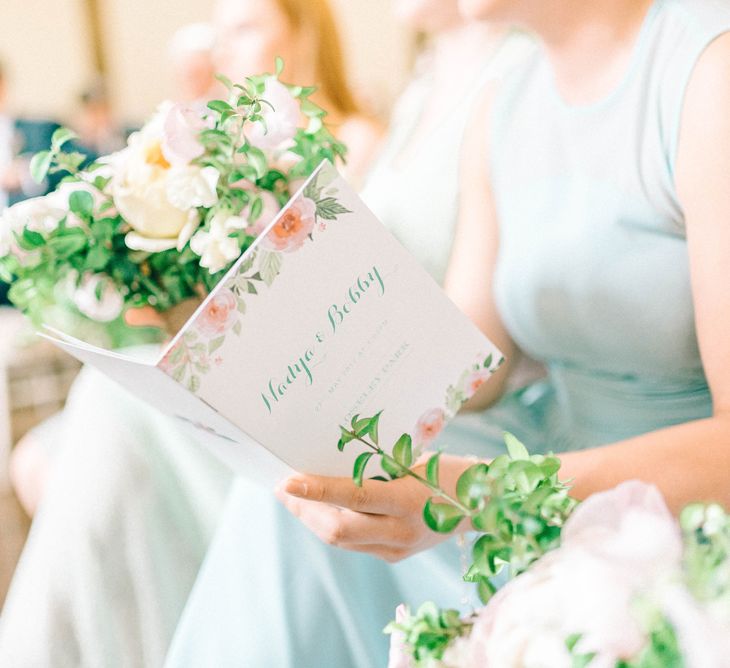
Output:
0,0,411,125
0,0,96,120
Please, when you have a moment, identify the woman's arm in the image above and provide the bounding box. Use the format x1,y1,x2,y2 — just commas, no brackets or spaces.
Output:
444,86,517,410
559,33,730,513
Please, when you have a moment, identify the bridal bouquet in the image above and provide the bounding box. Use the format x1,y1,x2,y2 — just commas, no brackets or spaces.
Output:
338,415,730,668
0,59,345,345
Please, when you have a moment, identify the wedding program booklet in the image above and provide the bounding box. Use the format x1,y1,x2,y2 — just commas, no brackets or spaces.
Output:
43,161,503,484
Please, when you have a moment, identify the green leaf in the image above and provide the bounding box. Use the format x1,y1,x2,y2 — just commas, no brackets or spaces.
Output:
353,452,373,487
350,414,360,429
259,251,282,287
504,432,529,460
483,353,493,368
188,375,201,393
249,196,263,223
19,227,45,249
566,634,583,653
456,463,490,510
353,416,372,437
476,576,496,604
215,73,233,90
49,232,88,258
274,56,284,76
246,146,268,179
426,452,441,487
29,151,53,184
381,455,402,479
337,426,355,452
423,499,464,534
507,460,543,494
207,99,234,115
69,190,94,218
51,127,78,151
315,197,351,221
367,411,382,445
208,336,225,354
392,433,413,468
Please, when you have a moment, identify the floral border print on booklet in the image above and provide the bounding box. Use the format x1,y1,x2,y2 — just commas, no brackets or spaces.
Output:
351,421,730,668
0,58,345,348
41,161,504,485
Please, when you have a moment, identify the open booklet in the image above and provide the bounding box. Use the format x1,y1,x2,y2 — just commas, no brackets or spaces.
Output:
43,161,503,485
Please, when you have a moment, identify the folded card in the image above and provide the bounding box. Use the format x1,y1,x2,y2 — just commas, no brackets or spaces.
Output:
43,161,503,483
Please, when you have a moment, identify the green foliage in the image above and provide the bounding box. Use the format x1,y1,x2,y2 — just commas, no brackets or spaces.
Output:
681,503,730,607
3,59,349,335
384,603,472,665
617,618,684,668
337,412,576,606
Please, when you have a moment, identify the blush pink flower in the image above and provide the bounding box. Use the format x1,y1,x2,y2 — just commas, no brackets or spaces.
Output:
463,369,491,399
162,102,206,166
414,408,446,450
196,290,238,336
263,196,316,252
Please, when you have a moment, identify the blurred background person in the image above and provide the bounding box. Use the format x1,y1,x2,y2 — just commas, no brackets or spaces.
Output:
72,79,126,160
0,60,60,305
212,0,382,185
168,22,217,104
0,1,382,667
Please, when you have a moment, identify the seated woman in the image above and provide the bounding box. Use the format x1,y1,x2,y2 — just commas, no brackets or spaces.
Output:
0,1,380,667
162,0,730,666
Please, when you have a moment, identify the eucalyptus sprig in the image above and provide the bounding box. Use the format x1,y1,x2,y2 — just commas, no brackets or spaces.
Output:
338,411,577,603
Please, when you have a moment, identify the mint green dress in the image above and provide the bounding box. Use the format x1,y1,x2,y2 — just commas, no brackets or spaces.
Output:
164,2,730,666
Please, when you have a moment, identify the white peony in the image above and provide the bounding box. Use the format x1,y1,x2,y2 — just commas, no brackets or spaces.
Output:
2,195,67,235
464,481,683,668
246,78,300,152
110,103,220,253
71,273,124,322
189,211,248,274
0,195,67,265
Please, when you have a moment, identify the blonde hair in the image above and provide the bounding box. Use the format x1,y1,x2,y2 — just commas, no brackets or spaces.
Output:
275,0,361,117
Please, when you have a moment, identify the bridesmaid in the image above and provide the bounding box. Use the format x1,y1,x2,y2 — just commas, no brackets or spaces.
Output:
0,3,380,668
164,0,730,666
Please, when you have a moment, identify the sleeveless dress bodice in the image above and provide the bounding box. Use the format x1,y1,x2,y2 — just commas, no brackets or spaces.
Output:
482,0,730,449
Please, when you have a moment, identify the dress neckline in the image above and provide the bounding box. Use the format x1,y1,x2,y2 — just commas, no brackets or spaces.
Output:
544,0,664,114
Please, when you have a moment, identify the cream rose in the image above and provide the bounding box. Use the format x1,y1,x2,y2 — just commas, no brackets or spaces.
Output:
110,104,220,253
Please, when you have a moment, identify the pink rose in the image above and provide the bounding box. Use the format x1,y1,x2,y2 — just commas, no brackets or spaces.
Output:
162,102,206,167
227,185,282,238
414,408,446,449
263,196,316,252
463,369,491,399
196,290,238,336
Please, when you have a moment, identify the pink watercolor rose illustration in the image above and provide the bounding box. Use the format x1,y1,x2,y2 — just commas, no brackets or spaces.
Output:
414,408,446,450
463,368,492,399
196,290,238,336
264,195,316,252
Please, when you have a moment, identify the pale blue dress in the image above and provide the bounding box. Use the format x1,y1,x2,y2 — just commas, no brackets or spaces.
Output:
165,2,730,666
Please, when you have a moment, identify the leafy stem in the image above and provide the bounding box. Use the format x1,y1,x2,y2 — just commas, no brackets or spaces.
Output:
345,430,471,514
